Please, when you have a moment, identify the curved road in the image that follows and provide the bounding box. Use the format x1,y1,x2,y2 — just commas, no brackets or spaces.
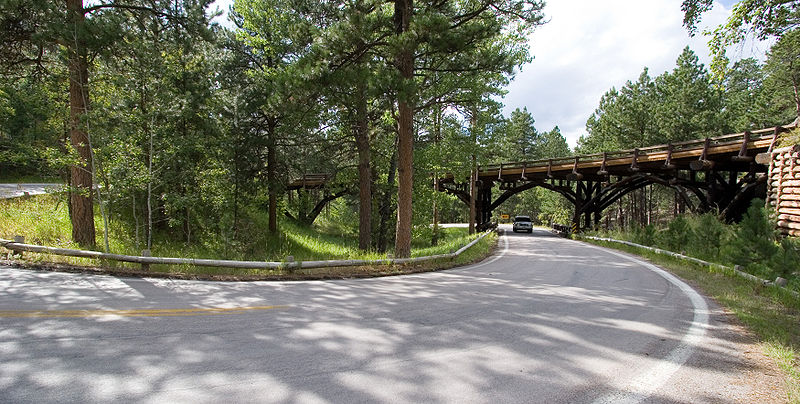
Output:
0,227,783,403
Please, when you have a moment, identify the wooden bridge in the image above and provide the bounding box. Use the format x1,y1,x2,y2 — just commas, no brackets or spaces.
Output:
438,124,797,231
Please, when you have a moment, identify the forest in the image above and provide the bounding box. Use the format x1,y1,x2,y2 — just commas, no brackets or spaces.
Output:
1,0,799,259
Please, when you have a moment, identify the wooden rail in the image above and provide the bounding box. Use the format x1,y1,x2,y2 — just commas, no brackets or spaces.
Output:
287,174,330,190
447,125,795,182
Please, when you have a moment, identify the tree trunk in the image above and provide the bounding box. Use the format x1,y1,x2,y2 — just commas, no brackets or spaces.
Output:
393,0,414,258
469,160,476,234
354,80,372,251
267,118,278,234
377,135,398,253
66,0,95,247
431,108,441,246
468,110,478,235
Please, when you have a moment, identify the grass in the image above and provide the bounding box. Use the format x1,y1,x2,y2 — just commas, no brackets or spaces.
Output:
0,175,62,184
0,194,495,278
582,237,800,403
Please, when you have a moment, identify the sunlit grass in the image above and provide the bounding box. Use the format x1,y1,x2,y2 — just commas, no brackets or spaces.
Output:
1,195,495,277
0,194,73,246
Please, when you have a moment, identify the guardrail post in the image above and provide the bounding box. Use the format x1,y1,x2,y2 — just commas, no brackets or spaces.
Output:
12,236,24,258
141,249,151,271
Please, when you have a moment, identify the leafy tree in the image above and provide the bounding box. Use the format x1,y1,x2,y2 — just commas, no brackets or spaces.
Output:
0,75,65,178
539,126,571,158
232,0,322,234
682,0,800,76
0,0,213,247
497,107,541,161
389,0,546,257
654,47,724,142
764,28,800,121
722,58,774,131
580,68,658,152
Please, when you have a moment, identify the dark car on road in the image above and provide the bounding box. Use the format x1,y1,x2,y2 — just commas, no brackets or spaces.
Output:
512,215,533,233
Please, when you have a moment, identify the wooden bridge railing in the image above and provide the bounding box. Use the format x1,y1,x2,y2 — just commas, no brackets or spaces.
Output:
471,124,793,181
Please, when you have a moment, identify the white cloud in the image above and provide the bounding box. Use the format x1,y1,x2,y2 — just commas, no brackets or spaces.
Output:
502,0,769,149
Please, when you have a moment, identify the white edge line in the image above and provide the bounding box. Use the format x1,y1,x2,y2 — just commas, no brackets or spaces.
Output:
460,230,510,270
583,243,710,404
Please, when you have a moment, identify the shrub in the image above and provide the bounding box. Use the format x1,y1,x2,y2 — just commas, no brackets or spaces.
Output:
631,224,657,246
658,215,691,253
722,199,779,278
689,213,730,261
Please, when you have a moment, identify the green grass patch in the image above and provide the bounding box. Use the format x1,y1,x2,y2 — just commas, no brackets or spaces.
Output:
583,237,800,403
1,195,496,278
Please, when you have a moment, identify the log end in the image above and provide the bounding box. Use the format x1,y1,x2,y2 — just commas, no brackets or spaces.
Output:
755,152,772,165
690,159,714,171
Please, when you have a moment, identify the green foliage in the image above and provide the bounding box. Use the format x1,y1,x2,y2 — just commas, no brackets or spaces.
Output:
631,223,657,246
690,212,730,261
0,76,66,178
722,199,780,278
764,28,800,121
581,42,797,156
599,200,798,290
682,0,800,78
655,47,724,141
497,107,541,161
659,215,692,252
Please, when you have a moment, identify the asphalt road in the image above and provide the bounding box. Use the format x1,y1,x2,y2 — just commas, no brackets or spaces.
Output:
0,227,783,403
0,183,62,199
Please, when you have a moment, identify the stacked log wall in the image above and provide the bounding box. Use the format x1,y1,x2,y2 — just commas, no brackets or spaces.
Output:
767,145,800,237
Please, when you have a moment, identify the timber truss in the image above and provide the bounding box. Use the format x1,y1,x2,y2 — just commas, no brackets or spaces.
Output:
438,124,796,231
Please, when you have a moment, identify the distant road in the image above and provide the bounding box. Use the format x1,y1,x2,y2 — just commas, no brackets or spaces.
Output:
0,226,784,403
0,183,63,199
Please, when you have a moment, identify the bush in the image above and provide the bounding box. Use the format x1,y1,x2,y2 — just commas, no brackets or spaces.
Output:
631,223,657,246
771,237,800,279
689,213,730,261
722,199,779,278
657,215,691,253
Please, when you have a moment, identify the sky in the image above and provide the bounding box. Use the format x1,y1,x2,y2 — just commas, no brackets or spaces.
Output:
500,0,774,148
211,0,770,148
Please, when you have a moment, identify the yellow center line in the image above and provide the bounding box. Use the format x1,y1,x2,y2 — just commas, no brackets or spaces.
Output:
0,305,289,318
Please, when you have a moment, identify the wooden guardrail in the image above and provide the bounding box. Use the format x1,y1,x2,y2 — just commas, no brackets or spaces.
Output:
0,230,494,272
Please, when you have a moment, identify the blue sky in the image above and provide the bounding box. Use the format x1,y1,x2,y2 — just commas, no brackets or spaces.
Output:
211,0,767,148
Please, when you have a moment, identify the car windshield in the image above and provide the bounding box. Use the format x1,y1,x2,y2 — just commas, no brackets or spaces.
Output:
514,216,531,222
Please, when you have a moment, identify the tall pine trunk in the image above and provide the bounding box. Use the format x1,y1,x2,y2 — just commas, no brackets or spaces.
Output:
267,118,278,233
468,110,478,234
354,80,372,251
393,0,414,258
377,135,398,253
66,0,95,247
